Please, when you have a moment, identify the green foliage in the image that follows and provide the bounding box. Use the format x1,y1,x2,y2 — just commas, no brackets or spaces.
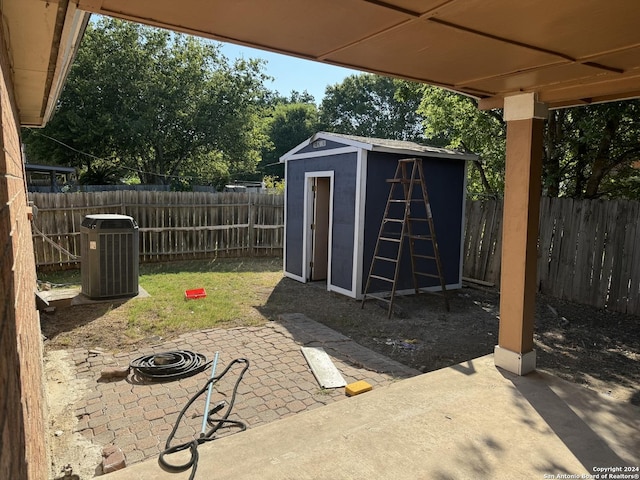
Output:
262,175,285,193
23,17,271,188
319,74,426,141
545,101,640,199
418,86,640,199
78,164,124,185
259,95,319,178
418,86,505,198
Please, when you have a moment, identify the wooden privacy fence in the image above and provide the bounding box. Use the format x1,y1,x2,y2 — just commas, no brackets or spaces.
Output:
29,191,284,266
29,192,639,315
463,197,640,316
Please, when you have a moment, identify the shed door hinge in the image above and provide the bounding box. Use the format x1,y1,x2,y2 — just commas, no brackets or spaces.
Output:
309,261,314,268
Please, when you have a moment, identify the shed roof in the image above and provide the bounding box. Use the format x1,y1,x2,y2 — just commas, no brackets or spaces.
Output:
280,132,477,162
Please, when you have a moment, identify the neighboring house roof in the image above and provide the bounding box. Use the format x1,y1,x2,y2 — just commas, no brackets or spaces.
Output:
25,163,76,174
280,131,478,162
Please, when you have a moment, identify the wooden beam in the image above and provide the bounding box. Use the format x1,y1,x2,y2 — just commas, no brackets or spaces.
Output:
495,93,546,375
478,96,504,110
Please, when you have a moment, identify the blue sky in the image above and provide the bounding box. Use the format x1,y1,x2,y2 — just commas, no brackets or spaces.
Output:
218,42,360,103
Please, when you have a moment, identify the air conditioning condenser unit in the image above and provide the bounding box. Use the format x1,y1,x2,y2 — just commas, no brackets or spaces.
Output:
80,214,139,299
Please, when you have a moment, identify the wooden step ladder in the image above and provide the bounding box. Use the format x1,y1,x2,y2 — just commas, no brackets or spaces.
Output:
361,158,450,318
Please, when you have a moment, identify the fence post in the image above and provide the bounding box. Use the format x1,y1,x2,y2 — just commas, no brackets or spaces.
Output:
248,194,254,256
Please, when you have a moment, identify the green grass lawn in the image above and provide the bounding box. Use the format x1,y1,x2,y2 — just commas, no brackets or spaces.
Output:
39,257,284,342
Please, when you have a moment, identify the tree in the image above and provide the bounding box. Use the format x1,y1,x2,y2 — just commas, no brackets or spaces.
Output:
550,101,640,198
318,74,426,141
418,86,640,199
259,92,319,178
418,86,505,198
23,17,271,189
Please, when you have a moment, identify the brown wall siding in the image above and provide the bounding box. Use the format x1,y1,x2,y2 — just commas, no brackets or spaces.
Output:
0,27,48,480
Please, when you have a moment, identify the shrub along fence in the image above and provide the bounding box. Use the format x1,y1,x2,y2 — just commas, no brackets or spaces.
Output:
463,197,640,316
30,192,639,315
29,191,284,266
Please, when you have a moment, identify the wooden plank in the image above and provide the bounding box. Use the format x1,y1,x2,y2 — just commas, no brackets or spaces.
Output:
300,346,346,389
546,198,566,298
486,200,503,286
479,199,498,280
470,200,487,280
597,200,619,309
588,200,605,305
626,202,639,313
559,198,578,300
606,200,628,310
630,205,640,315
612,200,636,312
536,196,553,292
461,199,474,278
248,195,255,255
462,200,482,279
571,199,593,303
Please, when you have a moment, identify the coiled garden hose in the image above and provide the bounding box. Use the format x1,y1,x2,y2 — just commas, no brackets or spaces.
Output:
129,350,210,380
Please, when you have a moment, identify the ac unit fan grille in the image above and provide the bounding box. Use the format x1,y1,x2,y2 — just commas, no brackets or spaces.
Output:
98,232,136,297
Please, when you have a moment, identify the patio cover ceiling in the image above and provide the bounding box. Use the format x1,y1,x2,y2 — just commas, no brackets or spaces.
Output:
71,0,640,112
13,0,640,123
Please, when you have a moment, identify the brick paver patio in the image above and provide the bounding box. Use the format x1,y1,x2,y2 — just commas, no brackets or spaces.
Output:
65,314,420,466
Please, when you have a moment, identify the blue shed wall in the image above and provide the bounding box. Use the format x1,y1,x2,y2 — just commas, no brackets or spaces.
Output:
362,152,465,294
285,152,358,291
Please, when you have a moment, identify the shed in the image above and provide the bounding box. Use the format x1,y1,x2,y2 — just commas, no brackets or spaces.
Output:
280,132,476,299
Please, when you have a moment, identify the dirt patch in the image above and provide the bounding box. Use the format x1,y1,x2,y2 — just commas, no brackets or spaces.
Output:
259,279,640,405
42,275,640,405
44,351,102,479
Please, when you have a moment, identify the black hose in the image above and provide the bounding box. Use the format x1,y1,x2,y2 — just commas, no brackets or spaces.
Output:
130,350,211,381
158,357,250,480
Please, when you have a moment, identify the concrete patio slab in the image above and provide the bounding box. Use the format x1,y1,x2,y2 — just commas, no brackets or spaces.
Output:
102,354,639,480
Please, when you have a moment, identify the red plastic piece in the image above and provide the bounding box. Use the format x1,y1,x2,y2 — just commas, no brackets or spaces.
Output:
185,288,206,300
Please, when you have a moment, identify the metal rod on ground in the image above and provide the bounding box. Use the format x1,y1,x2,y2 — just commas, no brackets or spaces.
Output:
200,351,219,436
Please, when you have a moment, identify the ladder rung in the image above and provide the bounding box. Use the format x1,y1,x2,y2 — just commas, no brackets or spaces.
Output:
370,274,394,283
407,217,428,222
409,235,432,240
413,254,436,260
374,256,398,263
363,294,391,303
415,272,441,279
386,179,422,184
379,236,401,243
383,218,404,223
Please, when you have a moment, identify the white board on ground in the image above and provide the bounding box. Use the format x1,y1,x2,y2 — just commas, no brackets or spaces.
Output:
300,346,346,389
